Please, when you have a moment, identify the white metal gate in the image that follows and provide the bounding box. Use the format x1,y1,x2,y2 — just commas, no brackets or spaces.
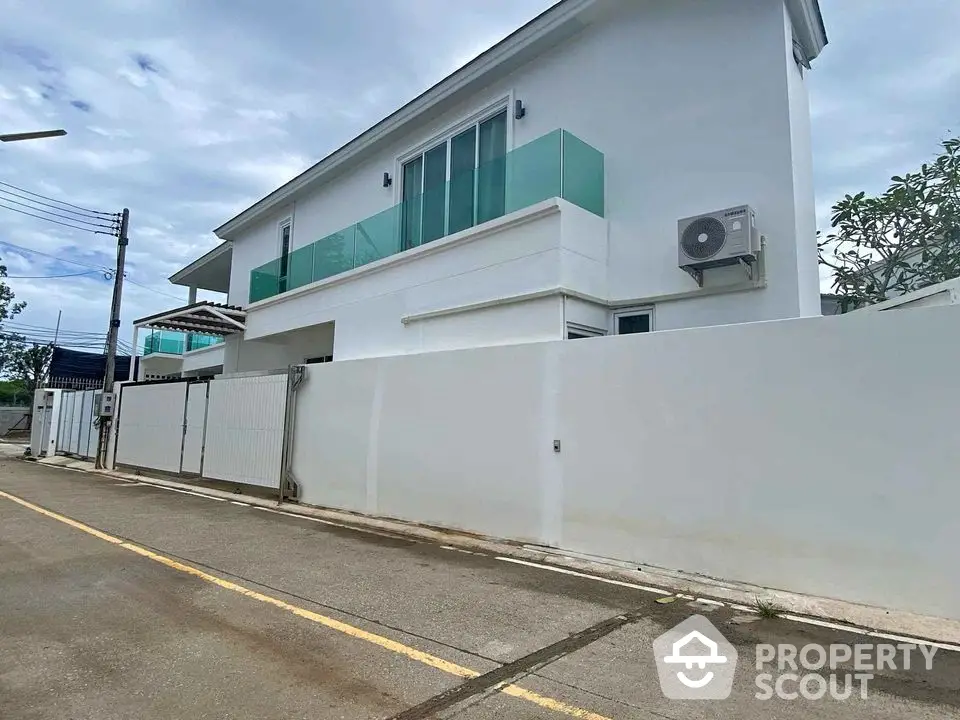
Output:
180,382,207,474
202,374,287,488
54,389,100,460
112,372,290,492
114,381,189,473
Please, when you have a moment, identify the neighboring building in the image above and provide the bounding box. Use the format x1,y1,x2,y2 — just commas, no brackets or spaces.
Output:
854,277,960,313
134,0,828,373
820,293,841,316
48,347,138,389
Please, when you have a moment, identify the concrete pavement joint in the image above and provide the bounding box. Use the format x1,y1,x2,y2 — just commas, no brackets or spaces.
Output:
0,487,612,720
388,610,644,720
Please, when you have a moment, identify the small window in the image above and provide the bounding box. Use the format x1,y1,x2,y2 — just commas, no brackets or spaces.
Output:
305,355,333,364
614,308,653,335
278,220,292,293
566,323,605,340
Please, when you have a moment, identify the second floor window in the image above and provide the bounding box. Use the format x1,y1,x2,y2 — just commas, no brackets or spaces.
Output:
278,221,291,292
401,109,507,250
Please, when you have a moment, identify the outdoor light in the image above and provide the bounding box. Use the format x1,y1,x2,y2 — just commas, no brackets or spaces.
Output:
514,99,526,120
383,172,393,188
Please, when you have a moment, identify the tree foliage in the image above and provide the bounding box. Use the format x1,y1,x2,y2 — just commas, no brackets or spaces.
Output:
818,137,960,312
7,342,53,396
0,258,27,375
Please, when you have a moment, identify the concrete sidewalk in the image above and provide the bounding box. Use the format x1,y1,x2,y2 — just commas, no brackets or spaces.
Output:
1,456,958,719
12,438,956,646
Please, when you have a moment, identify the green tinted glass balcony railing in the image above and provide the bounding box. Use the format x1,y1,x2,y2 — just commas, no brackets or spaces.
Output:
142,330,224,356
248,129,604,304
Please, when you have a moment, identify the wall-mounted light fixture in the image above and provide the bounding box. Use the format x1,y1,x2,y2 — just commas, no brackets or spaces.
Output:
382,172,393,188
514,99,526,120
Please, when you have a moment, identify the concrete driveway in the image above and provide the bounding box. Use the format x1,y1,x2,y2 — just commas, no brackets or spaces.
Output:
0,455,957,719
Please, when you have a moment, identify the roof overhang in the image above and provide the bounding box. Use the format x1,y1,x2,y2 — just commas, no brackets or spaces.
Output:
786,0,828,63
134,301,245,336
213,0,609,240
168,241,232,293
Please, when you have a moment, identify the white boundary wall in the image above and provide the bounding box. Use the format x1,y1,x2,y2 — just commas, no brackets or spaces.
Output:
291,305,960,620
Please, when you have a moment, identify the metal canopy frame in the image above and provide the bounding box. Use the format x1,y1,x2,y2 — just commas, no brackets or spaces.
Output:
133,301,246,336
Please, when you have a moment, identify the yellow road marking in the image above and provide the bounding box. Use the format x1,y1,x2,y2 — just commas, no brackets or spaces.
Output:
0,489,611,720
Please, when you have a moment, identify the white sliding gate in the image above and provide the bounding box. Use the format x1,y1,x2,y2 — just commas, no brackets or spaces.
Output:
113,371,291,492
202,374,288,488
114,381,189,473
180,382,207,474
54,389,101,460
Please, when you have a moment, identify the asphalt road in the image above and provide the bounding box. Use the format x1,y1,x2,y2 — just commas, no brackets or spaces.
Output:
1,455,957,719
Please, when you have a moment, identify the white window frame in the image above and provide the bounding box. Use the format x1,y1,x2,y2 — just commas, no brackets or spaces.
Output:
612,307,655,335
566,322,606,340
277,217,293,256
393,92,515,207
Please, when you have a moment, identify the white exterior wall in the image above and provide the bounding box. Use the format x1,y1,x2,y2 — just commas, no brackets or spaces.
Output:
180,343,225,375
227,0,819,363
291,306,960,621
244,201,601,360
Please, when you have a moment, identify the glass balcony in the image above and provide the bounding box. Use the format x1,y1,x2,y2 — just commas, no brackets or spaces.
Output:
249,129,604,303
142,330,224,356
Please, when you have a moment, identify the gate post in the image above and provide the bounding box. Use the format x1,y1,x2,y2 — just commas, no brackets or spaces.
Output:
278,364,305,504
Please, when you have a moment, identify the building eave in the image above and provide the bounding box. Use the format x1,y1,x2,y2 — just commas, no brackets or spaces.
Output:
213,0,603,240
786,0,828,62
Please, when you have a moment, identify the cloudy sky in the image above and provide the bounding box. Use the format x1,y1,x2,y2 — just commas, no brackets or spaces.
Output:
1,0,958,349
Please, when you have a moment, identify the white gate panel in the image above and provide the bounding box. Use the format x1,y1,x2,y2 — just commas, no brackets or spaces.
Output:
115,382,189,473
203,374,286,488
76,390,98,459
56,391,77,453
180,383,207,474
68,391,84,455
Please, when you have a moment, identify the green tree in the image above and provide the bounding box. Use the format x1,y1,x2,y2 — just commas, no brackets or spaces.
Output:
0,257,27,374
0,379,29,406
818,137,960,312
7,342,53,398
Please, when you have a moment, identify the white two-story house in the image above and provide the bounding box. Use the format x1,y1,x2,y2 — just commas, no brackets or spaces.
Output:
134,0,828,376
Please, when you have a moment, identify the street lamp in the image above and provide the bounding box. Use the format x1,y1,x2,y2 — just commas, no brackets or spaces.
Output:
0,129,67,143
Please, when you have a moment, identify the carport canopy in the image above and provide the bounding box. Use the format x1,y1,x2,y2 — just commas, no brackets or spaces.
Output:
133,301,246,336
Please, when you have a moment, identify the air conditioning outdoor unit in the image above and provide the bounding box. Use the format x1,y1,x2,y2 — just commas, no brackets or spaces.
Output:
678,205,761,286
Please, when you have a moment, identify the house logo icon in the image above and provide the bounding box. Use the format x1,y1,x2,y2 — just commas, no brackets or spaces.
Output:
653,615,738,700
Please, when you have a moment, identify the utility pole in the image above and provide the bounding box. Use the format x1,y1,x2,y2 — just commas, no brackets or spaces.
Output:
53,309,61,346
96,207,129,469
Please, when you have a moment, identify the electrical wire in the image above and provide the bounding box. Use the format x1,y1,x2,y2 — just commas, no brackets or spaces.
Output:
0,180,116,218
1,242,188,302
0,185,118,223
123,276,185,301
0,200,118,235
0,240,114,274
3,270,103,279
0,188,120,230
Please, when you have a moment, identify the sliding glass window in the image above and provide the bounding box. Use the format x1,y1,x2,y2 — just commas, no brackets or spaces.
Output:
400,109,508,250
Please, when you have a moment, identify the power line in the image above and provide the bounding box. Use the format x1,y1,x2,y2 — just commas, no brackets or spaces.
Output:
0,191,119,231
0,180,116,218
123,276,185,301
0,186,120,225
0,200,118,235
4,270,102,279
0,240,114,274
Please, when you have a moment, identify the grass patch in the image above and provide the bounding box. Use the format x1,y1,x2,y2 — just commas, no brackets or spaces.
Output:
754,597,782,619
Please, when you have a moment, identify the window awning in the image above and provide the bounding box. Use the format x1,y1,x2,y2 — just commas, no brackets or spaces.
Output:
133,301,245,336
